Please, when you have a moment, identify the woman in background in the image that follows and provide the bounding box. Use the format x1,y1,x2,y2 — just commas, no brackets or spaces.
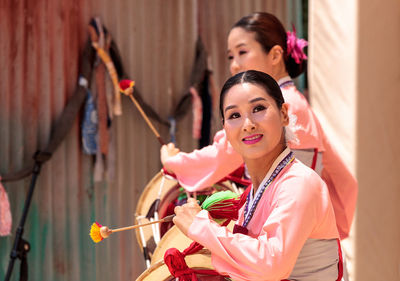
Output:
162,12,357,240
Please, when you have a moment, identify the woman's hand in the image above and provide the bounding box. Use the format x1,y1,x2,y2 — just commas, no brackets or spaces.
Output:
160,143,180,172
173,198,202,236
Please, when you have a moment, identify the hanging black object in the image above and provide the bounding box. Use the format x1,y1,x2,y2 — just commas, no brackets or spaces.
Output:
190,37,212,148
172,37,213,147
198,71,212,148
5,153,47,281
4,35,96,281
190,38,212,148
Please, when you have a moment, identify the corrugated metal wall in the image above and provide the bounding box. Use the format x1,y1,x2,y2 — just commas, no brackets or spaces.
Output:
0,1,301,280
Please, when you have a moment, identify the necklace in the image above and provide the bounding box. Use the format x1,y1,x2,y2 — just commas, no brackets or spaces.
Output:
242,152,295,228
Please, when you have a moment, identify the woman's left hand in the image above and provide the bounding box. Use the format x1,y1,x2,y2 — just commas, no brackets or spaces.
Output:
173,198,202,236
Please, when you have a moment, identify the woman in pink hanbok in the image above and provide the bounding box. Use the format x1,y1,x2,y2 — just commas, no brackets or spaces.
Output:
161,12,357,240
173,70,342,281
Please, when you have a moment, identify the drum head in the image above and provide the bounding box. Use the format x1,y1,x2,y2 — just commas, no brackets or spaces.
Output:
151,221,236,265
150,225,192,265
135,171,180,253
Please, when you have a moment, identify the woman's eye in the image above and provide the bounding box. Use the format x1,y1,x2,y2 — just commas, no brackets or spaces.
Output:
227,55,233,60
253,105,266,113
239,50,247,55
228,112,241,119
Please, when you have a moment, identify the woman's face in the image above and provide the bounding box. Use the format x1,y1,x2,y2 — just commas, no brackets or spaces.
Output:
227,27,274,76
222,83,288,161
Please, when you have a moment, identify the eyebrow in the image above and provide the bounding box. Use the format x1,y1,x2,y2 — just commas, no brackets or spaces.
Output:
249,97,267,103
224,97,267,113
224,104,237,112
227,43,246,54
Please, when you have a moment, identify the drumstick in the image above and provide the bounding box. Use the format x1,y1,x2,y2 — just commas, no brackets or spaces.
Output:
90,214,175,243
119,80,165,145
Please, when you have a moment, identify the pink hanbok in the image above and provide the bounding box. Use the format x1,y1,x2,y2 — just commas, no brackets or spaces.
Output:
165,78,357,239
188,148,340,281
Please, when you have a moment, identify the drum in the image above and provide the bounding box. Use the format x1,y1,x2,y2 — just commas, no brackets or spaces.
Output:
136,249,228,281
135,171,180,256
151,222,236,265
135,170,243,263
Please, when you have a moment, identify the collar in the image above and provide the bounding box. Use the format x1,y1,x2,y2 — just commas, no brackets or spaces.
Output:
277,76,294,88
249,147,292,203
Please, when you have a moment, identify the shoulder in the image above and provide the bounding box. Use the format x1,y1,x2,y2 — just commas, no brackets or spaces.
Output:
275,159,328,202
282,86,311,113
283,159,325,186
282,87,325,150
213,129,227,142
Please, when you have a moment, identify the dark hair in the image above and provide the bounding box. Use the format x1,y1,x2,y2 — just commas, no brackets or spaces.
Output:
219,70,284,122
232,12,306,78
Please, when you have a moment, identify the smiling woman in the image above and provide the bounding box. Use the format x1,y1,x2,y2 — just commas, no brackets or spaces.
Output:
220,71,289,189
172,70,342,281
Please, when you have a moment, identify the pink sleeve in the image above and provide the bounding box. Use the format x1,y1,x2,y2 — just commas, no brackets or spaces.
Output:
187,174,336,281
321,134,358,239
163,130,243,192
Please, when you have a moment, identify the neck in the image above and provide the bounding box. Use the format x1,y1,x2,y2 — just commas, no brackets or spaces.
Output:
245,141,286,193
272,61,290,82
274,70,290,82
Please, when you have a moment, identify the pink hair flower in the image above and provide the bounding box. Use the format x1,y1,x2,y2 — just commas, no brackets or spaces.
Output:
286,27,308,64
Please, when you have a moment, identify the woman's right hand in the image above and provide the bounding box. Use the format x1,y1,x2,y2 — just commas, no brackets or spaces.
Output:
160,143,180,171
173,198,202,236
